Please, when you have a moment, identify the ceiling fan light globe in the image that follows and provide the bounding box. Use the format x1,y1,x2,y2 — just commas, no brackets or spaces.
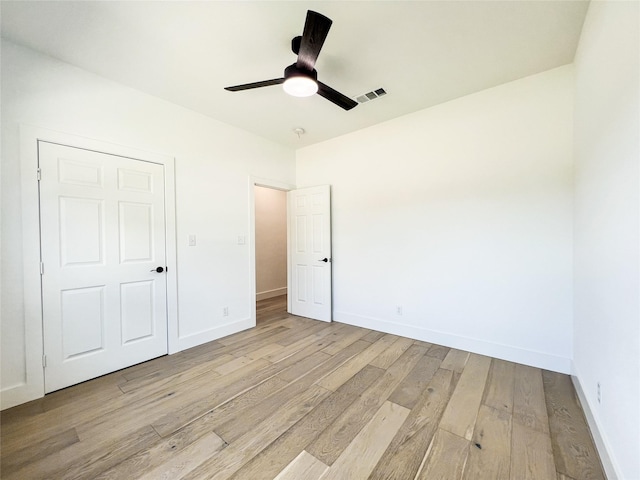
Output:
283,76,318,97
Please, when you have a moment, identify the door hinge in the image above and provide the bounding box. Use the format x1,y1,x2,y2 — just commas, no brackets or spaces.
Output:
40,262,44,275
42,355,47,368
37,168,41,181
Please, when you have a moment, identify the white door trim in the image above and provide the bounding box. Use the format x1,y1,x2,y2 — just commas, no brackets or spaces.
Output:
5,124,179,409
248,176,296,326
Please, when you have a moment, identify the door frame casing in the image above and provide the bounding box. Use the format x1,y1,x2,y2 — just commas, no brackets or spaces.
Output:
248,176,296,325
5,125,179,409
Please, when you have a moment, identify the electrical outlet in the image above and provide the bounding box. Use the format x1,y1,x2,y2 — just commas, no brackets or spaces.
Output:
223,307,229,317
396,305,403,316
597,382,601,404
188,234,196,246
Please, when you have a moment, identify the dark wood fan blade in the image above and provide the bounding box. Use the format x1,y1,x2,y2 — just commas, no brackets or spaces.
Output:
224,78,285,91
296,11,332,71
317,82,358,111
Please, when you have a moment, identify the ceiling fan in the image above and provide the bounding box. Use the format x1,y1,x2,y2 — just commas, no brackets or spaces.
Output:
224,10,358,111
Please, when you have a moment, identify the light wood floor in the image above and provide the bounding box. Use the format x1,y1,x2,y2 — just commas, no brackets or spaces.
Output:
1,295,605,479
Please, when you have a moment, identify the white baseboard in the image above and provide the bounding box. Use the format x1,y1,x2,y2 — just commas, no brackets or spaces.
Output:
1,382,43,411
256,287,287,301
334,310,572,374
571,366,621,480
174,317,254,352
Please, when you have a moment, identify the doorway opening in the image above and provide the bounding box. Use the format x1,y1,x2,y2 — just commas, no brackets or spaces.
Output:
254,185,288,324
249,179,332,326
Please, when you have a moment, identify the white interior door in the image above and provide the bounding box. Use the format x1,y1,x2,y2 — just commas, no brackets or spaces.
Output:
288,185,332,322
39,141,168,393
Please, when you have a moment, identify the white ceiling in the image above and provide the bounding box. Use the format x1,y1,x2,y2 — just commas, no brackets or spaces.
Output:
1,1,589,149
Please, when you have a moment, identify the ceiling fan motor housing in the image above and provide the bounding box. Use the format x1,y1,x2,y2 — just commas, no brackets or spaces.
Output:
284,63,317,82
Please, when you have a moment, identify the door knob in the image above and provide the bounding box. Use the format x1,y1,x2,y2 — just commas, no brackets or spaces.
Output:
318,258,329,263
151,266,164,273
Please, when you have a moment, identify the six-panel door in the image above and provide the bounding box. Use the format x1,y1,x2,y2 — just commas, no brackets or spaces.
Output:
288,185,332,322
39,142,168,392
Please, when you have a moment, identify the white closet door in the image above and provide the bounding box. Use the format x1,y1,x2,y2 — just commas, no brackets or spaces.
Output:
39,141,168,393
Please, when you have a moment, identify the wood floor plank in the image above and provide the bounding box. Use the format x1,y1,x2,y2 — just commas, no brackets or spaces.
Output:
194,375,290,433
39,369,124,411
244,342,285,360
45,334,284,446
117,347,226,390
425,343,451,360
513,364,550,433
5,425,159,480
80,358,273,441
275,321,334,347
543,371,605,480
92,409,229,479
321,324,372,355
117,348,206,382
226,327,310,358
148,357,274,438
440,348,470,373
276,351,333,383
510,421,557,480
135,431,226,480
257,310,290,324
483,359,516,414
227,365,384,480
462,404,512,480
557,474,578,480
306,343,429,466
211,340,372,445
320,401,410,480
0,427,79,476
260,331,335,364
213,353,336,443
388,354,440,409
181,385,332,480
1,379,125,453
0,297,606,480
63,426,161,480
118,353,231,394
262,323,349,364
368,336,414,369
439,353,492,440
273,451,329,480
368,368,456,480
217,325,290,347
151,337,336,438
361,330,386,343
416,429,470,480
71,373,224,443
214,355,262,376
315,333,399,391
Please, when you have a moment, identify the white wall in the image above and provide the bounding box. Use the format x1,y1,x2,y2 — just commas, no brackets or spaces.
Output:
255,186,287,300
1,40,295,407
297,65,574,373
573,1,640,478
